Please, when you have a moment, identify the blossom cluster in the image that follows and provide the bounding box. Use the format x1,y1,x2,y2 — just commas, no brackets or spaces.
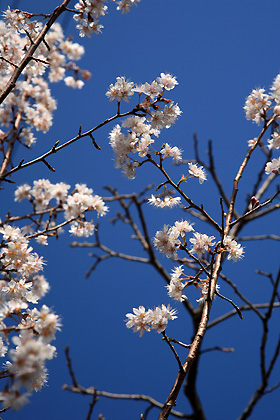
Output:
245,73,280,175
0,224,60,410
126,304,177,337
0,177,107,409
73,0,141,37
0,11,88,150
107,73,182,178
126,229,244,338
167,265,220,304
153,221,194,258
14,180,108,242
148,194,181,209
126,221,244,338
153,222,244,263
223,235,245,262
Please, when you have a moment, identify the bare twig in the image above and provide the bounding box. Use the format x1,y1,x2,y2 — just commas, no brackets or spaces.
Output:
162,331,184,372
207,302,280,329
62,384,193,419
0,108,145,182
65,346,78,388
215,290,243,319
200,346,234,354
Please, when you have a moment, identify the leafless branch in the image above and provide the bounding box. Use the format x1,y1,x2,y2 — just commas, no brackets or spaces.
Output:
0,107,146,182
207,302,280,329
200,346,234,354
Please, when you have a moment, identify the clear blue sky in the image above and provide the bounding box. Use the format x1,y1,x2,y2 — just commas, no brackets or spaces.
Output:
1,0,280,419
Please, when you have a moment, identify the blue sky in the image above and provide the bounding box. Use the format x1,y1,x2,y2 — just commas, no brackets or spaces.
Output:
1,0,280,419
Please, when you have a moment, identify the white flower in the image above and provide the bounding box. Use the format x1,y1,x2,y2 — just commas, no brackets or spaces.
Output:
69,221,95,237
0,336,8,357
0,390,31,410
125,306,151,337
173,220,194,237
188,163,207,184
156,73,178,91
167,266,187,302
49,182,71,203
115,0,141,13
153,225,180,258
31,275,50,299
244,88,271,124
126,304,177,335
106,77,134,103
265,157,280,175
36,235,48,246
223,236,244,262
139,81,162,99
161,143,183,161
247,138,258,148
267,132,280,150
64,76,84,89
271,73,280,103
148,195,181,208
189,232,215,258
149,304,177,333
31,305,62,342
149,103,182,130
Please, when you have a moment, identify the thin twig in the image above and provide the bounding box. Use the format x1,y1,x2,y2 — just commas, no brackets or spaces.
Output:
215,290,243,320
62,384,193,419
162,331,184,372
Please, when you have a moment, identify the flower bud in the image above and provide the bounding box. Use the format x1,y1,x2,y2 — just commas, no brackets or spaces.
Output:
251,196,259,208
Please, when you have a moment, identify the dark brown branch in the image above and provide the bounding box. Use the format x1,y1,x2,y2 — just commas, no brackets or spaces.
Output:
206,139,236,215
65,346,78,388
0,108,144,182
215,290,243,319
162,331,184,372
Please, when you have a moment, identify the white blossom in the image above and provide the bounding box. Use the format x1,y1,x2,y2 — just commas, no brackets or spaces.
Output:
188,163,207,184
156,73,178,91
148,195,181,208
244,88,271,124
265,157,280,175
223,236,244,262
267,132,280,150
189,232,215,258
106,77,134,103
